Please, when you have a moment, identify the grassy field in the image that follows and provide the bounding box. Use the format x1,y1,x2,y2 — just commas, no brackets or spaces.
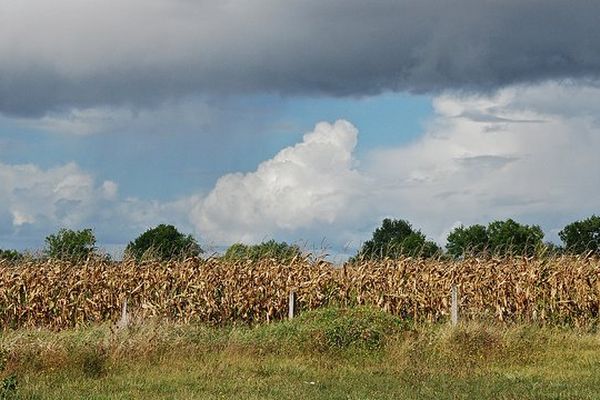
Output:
1,307,600,399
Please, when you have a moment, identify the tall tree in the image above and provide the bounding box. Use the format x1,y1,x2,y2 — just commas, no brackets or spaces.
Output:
356,218,440,260
44,228,97,262
486,219,544,256
446,224,489,258
446,220,544,258
559,215,600,255
126,224,202,261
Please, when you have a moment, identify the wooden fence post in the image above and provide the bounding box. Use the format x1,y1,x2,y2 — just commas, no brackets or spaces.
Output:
451,284,459,326
117,298,129,329
288,291,296,320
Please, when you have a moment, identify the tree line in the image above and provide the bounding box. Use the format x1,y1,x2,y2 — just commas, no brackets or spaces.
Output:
0,215,599,263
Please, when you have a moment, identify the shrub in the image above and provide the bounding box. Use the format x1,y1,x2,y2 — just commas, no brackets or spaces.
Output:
125,224,202,261
446,224,488,258
559,215,600,256
44,228,97,263
487,219,544,256
355,218,441,260
223,240,301,262
0,250,22,263
446,219,544,258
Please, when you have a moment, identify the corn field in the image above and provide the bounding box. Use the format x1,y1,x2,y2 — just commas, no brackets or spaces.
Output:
0,256,598,330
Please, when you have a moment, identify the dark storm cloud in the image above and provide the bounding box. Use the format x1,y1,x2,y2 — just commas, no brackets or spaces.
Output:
2,0,600,116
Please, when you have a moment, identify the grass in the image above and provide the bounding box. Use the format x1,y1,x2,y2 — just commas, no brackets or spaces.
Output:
1,307,600,399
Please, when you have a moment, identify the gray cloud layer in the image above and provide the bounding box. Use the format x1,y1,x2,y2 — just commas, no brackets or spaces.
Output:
2,0,600,115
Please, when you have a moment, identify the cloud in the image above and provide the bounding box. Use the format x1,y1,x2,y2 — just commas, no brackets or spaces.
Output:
2,1,600,116
0,159,195,251
363,82,600,242
2,82,599,256
191,120,366,244
190,82,600,248
0,162,100,228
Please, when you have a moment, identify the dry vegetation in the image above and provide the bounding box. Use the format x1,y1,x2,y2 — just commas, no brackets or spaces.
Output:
0,255,599,330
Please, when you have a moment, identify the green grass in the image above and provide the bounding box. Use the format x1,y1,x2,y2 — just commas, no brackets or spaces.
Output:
1,307,600,399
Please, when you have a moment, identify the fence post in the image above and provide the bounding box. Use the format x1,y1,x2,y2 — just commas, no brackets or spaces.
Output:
288,291,296,320
451,284,458,326
117,298,129,329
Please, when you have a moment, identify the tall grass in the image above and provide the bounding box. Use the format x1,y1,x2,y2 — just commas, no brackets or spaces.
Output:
0,255,598,329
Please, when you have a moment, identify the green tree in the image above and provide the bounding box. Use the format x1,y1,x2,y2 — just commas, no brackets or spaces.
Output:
486,219,544,256
446,219,545,258
125,224,202,261
559,215,600,255
356,218,441,260
0,249,23,263
446,224,489,258
223,240,301,263
44,228,97,262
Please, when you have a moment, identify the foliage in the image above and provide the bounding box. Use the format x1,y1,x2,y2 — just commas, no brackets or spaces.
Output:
0,375,17,400
487,219,544,256
446,224,488,258
355,218,441,260
241,307,406,353
125,224,202,261
446,219,544,258
0,250,22,263
44,228,97,262
223,240,301,262
559,215,600,256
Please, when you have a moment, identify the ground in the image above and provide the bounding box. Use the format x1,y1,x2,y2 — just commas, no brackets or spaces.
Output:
2,308,599,399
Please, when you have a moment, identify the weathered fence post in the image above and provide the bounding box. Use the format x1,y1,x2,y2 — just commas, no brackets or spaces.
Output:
451,284,459,326
117,298,129,329
288,291,296,320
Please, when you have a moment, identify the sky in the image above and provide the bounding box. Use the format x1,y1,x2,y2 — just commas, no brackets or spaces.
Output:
1,1,599,259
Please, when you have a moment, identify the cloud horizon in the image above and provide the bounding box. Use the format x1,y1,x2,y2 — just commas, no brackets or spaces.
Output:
4,82,597,259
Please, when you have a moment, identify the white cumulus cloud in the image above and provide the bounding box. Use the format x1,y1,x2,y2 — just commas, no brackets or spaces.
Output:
191,120,366,244
189,82,600,248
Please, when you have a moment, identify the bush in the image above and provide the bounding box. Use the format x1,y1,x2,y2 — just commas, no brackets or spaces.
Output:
44,228,97,263
487,219,544,256
446,224,488,258
355,218,441,260
446,219,544,258
223,240,301,263
559,215,600,256
0,250,22,263
239,307,406,353
0,374,17,400
125,224,202,261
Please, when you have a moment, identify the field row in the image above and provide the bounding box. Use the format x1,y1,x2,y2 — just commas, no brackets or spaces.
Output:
1,256,599,329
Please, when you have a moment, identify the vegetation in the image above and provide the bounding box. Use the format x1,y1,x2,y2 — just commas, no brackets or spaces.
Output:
223,240,302,262
0,249,22,263
1,255,599,329
355,218,441,260
487,219,544,256
446,219,544,258
446,224,488,258
2,308,600,399
559,214,600,255
125,224,202,261
44,228,97,263
14,215,600,264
